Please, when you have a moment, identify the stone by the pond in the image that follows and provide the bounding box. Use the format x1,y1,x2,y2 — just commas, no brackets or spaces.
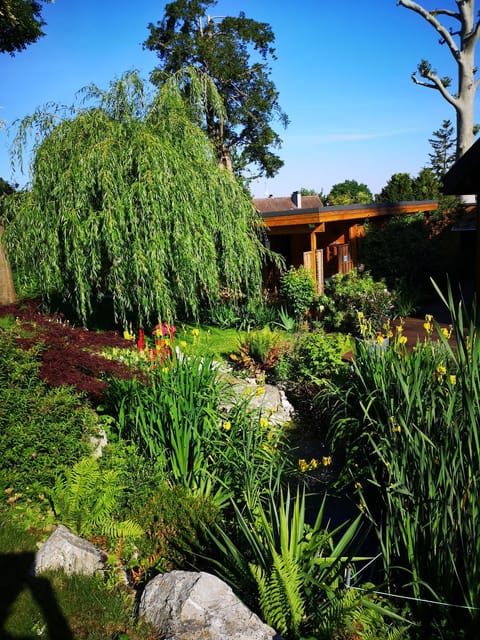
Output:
227,378,295,426
139,570,281,640
35,525,104,576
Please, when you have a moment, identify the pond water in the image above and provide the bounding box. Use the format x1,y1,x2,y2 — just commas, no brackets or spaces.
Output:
287,417,381,582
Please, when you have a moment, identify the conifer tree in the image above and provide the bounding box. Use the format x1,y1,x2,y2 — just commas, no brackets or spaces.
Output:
428,119,456,179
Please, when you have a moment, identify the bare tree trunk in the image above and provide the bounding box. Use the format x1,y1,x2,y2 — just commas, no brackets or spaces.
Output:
0,224,17,305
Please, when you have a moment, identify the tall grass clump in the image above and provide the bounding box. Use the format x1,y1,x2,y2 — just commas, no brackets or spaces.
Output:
326,283,480,637
105,348,290,511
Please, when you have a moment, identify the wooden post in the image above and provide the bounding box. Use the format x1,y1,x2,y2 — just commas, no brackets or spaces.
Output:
310,229,317,287
316,249,324,294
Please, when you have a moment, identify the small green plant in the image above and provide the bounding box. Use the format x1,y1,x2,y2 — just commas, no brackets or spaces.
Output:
49,457,143,541
279,266,316,320
320,269,396,333
230,327,287,375
202,486,404,640
273,306,296,332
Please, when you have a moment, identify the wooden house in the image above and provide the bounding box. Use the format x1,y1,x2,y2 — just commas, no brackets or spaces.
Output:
255,191,439,294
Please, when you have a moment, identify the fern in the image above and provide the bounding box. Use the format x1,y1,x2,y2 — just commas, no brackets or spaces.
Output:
253,551,305,637
50,457,143,540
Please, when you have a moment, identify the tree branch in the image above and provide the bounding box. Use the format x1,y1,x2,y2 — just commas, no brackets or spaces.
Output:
411,67,458,108
397,0,460,58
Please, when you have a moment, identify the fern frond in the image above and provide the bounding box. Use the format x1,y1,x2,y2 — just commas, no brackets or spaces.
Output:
252,550,305,637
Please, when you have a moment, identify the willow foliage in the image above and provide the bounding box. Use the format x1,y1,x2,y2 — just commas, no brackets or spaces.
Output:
5,70,266,326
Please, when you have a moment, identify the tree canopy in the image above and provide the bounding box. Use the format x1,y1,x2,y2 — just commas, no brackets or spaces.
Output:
377,169,441,203
327,179,373,206
0,0,49,55
4,71,267,327
143,0,288,179
377,173,415,203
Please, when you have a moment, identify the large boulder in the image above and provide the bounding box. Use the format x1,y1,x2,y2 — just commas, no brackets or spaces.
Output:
139,570,281,640
35,525,104,576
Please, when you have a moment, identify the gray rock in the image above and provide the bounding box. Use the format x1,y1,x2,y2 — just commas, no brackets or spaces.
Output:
139,570,280,640
35,525,104,576
228,379,295,426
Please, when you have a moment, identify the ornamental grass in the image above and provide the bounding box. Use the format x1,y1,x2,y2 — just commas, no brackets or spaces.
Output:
325,282,480,636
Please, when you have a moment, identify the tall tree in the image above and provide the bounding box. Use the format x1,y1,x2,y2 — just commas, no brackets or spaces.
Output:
143,0,288,179
412,167,442,199
0,0,49,55
377,172,415,203
4,71,268,326
428,119,456,178
327,179,373,205
398,0,480,159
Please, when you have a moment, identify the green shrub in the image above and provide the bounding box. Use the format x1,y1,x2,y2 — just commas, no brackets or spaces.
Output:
128,481,220,577
290,329,349,383
0,334,97,496
320,270,396,333
230,327,288,375
279,266,316,320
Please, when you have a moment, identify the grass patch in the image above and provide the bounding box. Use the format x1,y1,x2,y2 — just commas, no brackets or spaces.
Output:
0,518,155,640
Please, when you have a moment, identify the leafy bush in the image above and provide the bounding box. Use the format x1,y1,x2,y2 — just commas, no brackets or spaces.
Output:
0,333,97,496
360,213,461,298
320,270,396,333
279,266,316,320
0,300,135,402
127,481,220,578
290,329,349,383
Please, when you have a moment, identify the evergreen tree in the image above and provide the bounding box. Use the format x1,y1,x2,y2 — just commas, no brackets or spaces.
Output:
0,0,49,55
413,167,441,200
143,0,288,179
428,119,456,179
377,173,414,203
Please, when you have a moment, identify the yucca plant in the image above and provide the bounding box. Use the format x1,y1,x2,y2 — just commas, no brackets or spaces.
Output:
203,486,366,639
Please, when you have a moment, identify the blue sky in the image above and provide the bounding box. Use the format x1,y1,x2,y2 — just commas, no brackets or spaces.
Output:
1,1,468,198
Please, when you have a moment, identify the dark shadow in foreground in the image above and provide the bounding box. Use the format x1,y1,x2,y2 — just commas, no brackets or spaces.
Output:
0,552,73,639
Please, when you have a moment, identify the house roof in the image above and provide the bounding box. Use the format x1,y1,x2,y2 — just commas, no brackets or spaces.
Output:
442,138,480,195
253,194,323,213
259,200,439,233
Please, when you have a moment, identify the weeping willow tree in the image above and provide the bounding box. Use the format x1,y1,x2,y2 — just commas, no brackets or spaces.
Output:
4,70,268,326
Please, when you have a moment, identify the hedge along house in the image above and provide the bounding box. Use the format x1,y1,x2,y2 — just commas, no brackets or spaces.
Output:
255,191,439,294
442,138,480,300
